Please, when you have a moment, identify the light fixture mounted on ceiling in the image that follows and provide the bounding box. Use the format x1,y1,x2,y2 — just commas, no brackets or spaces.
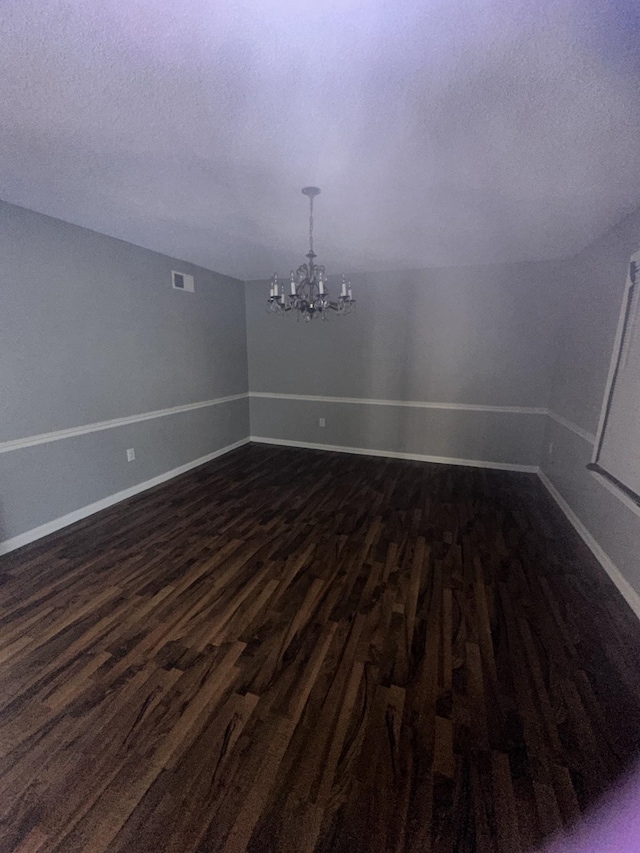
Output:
267,187,354,321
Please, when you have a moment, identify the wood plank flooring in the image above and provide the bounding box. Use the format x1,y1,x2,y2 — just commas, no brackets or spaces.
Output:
1,443,640,852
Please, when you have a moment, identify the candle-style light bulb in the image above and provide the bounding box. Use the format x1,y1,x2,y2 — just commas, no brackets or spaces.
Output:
290,271,296,296
340,275,347,298
319,273,325,295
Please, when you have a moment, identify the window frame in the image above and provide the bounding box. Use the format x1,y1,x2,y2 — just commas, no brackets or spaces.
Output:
588,250,640,507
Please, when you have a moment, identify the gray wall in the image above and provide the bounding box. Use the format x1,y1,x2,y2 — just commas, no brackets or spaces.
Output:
245,262,565,466
543,206,640,597
6,191,638,601
0,200,249,544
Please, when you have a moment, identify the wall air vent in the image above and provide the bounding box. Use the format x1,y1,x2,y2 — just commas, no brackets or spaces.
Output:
172,270,195,292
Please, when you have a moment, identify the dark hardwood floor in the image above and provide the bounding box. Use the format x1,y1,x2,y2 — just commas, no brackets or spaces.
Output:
1,443,640,852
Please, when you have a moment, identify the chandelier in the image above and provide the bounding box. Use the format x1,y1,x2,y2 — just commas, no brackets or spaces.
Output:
267,187,355,321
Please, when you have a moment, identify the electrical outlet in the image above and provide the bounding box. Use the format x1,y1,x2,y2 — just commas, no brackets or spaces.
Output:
126,448,135,462
319,418,326,427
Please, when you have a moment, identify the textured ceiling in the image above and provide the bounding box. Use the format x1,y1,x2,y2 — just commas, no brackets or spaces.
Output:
1,0,640,279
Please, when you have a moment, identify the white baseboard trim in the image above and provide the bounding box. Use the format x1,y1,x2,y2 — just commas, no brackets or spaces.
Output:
249,436,539,473
538,469,640,621
8,431,637,626
0,437,250,557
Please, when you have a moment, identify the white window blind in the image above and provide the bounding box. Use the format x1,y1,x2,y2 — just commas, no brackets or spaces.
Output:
591,250,640,503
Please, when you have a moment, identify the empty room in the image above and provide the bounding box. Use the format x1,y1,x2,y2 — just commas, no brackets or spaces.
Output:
2,1,640,851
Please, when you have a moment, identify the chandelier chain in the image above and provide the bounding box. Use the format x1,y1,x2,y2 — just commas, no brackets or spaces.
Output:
309,195,314,255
